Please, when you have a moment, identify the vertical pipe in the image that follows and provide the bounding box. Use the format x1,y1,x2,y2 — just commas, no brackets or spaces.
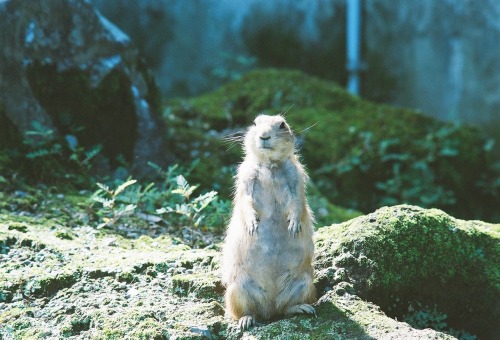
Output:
347,0,361,95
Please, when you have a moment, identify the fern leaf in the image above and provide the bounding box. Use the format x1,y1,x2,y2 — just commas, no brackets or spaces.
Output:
96,183,110,192
176,175,189,191
193,191,218,210
114,179,137,196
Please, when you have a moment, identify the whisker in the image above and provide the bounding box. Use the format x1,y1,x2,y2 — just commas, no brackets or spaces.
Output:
221,129,246,151
221,131,245,140
222,131,245,138
222,136,244,142
226,142,241,151
279,104,295,117
297,122,318,134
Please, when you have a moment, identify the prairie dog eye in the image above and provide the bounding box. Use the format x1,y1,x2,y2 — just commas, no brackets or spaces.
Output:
279,122,286,129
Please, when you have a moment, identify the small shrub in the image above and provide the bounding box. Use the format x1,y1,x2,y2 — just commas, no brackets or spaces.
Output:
403,302,477,340
17,121,101,186
156,175,218,229
91,179,139,229
90,162,231,238
324,125,464,210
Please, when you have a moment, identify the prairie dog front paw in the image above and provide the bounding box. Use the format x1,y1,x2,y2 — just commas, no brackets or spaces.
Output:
244,212,259,235
287,215,302,237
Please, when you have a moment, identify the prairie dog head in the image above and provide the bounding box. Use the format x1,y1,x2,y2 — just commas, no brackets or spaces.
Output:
244,114,295,163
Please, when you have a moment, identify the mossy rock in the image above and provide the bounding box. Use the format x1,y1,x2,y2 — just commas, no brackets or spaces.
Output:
3,198,484,338
163,68,500,222
3,193,498,338
226,290,454,340
171,272,223,300
315,204,500,339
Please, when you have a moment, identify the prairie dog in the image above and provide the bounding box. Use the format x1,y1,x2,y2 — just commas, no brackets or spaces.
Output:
222,114,316,330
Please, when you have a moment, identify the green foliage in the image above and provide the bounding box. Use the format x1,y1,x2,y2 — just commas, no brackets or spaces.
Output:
307,183,363,227
91,179,139,229
24,122,102,169
403,303,477,340
24,121,61,159
404,303,448,332
90,163,230,236
156,175,220,229
163,68,500,222
331,124,464,208
5,121,102,187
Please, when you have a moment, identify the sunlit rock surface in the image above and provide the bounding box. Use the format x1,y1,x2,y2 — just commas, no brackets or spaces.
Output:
1,200,497,338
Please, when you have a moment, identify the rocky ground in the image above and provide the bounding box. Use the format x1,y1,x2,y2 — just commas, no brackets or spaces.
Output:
1,190,498,339
1,2,499,338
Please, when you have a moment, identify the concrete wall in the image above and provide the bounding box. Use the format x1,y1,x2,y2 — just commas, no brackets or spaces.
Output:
364,0,500,128
91,0,500,130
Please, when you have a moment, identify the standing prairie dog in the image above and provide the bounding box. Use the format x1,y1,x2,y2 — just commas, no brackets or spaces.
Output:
222,114,316,330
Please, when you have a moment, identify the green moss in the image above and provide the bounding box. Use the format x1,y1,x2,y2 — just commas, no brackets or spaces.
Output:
1,198,471,339
315,205,500,338
54,230,74,240
7,222,29,233
60,313,91,337
222,289,451,339
171,271,222,300
163,68,499,222
129,319,167,339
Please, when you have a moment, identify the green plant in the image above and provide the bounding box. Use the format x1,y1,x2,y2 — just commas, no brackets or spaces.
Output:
477,160,500,199
90,163,231,237
156,175,218,229
67,140,102,171
150,162,231,233
403,302,477,340
375,125,463,207
23,121,62,159
325,125,463,210
24,122,101,166
19,121,101,186
91,179,139,229
403,303,448,331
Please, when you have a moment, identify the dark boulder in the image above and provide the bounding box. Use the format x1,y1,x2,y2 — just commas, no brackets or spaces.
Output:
0,0,169,176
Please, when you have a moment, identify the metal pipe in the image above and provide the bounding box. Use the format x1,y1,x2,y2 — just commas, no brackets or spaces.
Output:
347,0,362,95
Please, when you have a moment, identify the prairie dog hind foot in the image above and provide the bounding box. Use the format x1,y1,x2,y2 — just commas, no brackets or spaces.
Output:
284,303,316,316
238,315,256,330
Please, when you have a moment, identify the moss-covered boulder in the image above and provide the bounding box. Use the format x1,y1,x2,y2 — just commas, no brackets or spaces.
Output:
163,68,500,222
315,205,500,339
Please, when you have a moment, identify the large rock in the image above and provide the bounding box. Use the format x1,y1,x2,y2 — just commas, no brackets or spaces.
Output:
0,0,168,176
0,196,497,338
315,205,500,339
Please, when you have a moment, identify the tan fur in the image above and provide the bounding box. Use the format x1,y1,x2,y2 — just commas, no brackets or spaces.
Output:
222,114,316,330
